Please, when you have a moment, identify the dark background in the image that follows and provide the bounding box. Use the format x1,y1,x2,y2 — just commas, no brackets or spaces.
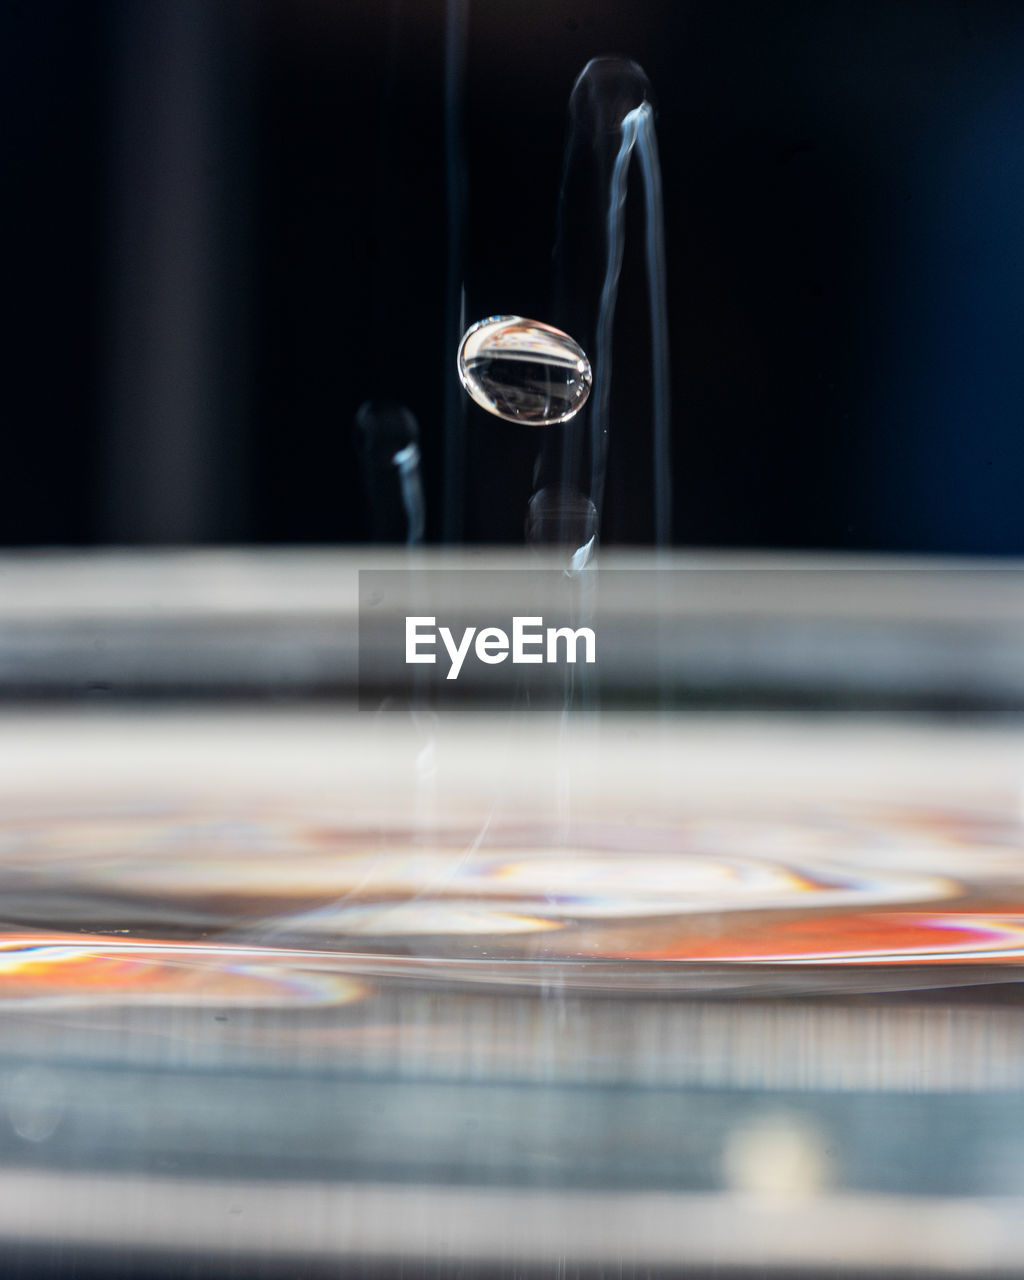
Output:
6,0,1024,551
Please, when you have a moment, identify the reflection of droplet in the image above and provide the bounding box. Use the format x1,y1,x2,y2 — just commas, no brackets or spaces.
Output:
457,316,592,425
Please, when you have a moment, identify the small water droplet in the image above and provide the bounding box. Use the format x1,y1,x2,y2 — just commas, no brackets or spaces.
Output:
526,485,598,568
457,316,592,425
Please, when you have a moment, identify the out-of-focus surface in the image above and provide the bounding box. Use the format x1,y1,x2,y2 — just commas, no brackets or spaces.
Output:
6,548,1024,705
2,705,1024,1274
1,552,1024,1275
6,706,1024,974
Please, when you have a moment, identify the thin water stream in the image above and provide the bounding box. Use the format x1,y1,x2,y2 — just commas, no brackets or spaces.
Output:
457,57,671,554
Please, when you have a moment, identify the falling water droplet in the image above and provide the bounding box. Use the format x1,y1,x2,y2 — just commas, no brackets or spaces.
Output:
457,316,592,425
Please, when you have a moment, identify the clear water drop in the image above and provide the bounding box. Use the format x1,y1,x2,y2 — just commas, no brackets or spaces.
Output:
457,316,592,425
526,484,598,568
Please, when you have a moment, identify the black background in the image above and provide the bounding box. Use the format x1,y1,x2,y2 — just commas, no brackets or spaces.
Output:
6,0,1024,550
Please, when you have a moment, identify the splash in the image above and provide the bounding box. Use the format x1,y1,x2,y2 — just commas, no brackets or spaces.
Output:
456,59,672,551
542,57,673,547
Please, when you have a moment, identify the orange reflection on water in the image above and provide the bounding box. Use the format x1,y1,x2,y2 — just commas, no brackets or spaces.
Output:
630,911,1024,964
0,935,368,1007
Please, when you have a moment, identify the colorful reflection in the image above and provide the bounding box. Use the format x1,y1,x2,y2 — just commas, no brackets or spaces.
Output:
0,935,367,1007
628,912,1024,965
1,797,1024,984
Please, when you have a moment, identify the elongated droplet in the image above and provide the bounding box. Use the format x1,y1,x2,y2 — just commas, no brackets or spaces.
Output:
457,316,592,425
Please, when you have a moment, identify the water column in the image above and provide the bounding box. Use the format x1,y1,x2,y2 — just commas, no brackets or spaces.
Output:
542,57,673,551
458,59,672,558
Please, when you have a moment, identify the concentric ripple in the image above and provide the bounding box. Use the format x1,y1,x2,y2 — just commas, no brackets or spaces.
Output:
2,797,1024,998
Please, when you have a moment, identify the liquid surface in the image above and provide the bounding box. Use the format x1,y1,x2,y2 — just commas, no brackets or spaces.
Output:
457,316,592,425
5,711,1024,1000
